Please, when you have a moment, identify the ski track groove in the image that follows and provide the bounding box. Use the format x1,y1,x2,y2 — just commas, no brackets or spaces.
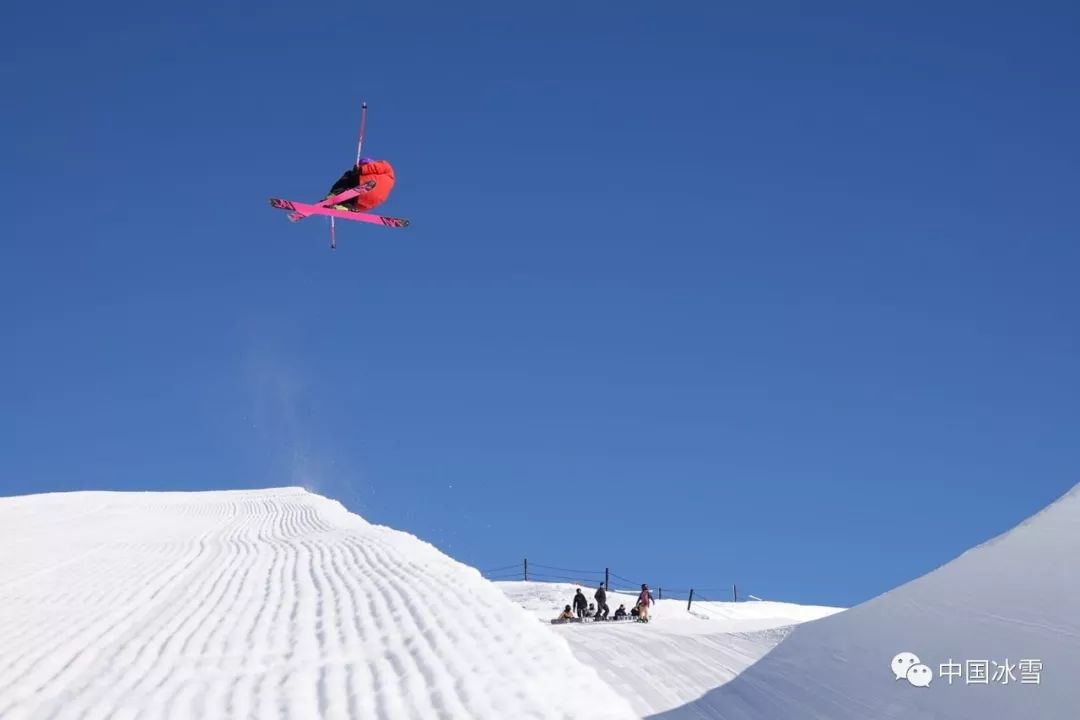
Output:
73,522,233,717
223,500,275,720
191,499,260,716
0,543,161,677
239,498,279,718
323,535,364,720
299,536,330,717
331,535,379,718
67,501,257,718
139,531,233,694
146,500,256,716
261,499,291,720
273,506,299,720
345,536,470,717
310,534,348,719
0,527,214,718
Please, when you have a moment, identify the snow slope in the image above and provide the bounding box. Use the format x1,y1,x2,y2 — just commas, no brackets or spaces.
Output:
651,482,1080,719
0,487,637,719
498,581,843,717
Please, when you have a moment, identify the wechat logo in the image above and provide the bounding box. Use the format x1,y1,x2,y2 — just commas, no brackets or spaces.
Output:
892,652,933,687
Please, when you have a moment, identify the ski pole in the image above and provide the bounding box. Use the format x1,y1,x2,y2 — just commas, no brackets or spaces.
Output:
355,102,368,168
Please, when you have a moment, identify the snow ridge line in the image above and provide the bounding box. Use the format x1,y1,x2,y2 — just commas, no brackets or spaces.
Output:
0,489,639,720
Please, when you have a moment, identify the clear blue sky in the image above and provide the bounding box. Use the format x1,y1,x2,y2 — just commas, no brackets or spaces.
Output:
4,1,1078,607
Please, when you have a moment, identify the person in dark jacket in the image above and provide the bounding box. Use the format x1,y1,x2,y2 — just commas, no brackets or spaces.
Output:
594,583,610,619
613,604,628,620
573,588,588,619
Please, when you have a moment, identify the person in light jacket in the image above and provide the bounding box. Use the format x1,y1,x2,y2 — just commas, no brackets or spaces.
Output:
637,583,654,622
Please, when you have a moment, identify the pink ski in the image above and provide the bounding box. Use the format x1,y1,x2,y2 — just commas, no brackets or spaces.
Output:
281,180,377,221
269,198,410,228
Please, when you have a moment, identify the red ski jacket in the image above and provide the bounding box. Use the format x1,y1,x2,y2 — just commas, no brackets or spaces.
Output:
355,160,395,210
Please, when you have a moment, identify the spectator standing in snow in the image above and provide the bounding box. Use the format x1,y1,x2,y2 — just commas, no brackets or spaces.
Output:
637,583,655,622
594,583,609,619
573,588,588,619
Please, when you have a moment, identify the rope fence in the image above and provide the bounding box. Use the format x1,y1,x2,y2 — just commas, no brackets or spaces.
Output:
479,558,754,610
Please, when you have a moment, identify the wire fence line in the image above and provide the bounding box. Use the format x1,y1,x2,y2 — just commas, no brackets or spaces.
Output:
480,558,751,609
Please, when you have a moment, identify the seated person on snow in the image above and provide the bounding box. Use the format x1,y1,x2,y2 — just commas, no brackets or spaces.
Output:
556,605,574,621
613,604,627,620
325,158,395,211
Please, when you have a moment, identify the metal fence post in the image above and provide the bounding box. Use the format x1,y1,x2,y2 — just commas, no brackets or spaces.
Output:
687,589,694,611
524,558,528,581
